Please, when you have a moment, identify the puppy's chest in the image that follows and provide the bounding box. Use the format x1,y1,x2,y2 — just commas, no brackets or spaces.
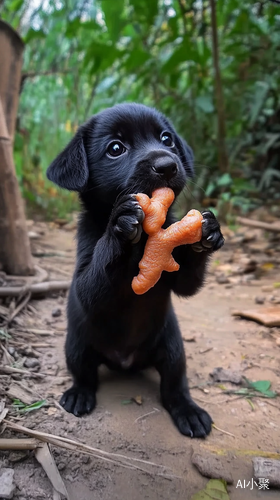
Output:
91,293,168,352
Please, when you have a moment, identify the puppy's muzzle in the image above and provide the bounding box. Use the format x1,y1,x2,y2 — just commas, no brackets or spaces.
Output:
152,156,178,181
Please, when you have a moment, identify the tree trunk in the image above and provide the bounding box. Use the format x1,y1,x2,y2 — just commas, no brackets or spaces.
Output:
209,0,229,173
0,21,34,275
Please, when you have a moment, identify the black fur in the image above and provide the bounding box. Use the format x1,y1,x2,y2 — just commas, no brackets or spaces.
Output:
47,103,224,437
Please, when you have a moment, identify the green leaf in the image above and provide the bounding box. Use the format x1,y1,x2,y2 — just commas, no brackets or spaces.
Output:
24,28,46,43
249,82,270,128
196,96,214,114
217,173,232,187
101,0,124,42
125,48,150,72
12,399,47,413
130,0,158,25
205,181,216,197
248,380,271,393
121,399,133,405
0,329,11,340
191,479,230,500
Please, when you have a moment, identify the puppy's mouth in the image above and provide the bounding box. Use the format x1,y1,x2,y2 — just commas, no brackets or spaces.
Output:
125,176,186,199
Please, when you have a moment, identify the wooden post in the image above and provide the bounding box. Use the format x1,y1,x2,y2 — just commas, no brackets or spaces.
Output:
0,21,35,275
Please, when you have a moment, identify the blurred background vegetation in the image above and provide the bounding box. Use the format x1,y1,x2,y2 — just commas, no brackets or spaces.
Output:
1,0,280,221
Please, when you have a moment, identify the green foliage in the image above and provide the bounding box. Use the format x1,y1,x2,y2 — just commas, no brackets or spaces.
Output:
1,0,280,218
191,479,230,500
12,399,47,413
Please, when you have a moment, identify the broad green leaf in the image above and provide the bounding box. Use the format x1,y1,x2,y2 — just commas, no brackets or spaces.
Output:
196,96,214,114
248,380,270,392
191,479,230,500
217,173,232,187
125,48,150,72
205,181,215,197
24,28,46,43
101,0,124,42
130,0,158,25
249,82,270,128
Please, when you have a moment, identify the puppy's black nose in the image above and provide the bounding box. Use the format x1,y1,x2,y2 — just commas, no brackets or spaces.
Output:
152,157,178,180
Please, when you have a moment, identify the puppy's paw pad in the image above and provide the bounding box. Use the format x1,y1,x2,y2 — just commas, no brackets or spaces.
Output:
171,401,212,438
60,386,96,417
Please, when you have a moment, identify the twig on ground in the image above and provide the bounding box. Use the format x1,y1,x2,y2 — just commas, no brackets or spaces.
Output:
0,344,14,365
9,328,55,336
3,419,173,477
6,292,31,325
212,424,235,438
0,365,45,378
236,216,280,233
0,438,39,450
0,281,71,298
134,408,160,423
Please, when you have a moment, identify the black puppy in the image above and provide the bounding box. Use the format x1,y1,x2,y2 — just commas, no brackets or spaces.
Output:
47,103,224,438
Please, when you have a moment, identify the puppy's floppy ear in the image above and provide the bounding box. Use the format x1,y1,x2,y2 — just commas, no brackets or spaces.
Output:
175,135,194,178
47,130,88,191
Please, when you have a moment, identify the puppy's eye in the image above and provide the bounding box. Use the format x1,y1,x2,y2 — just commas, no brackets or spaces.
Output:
160,132,174,148
107,141,126,157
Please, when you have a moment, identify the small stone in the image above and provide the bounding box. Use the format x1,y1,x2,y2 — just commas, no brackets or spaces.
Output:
216,273,230,284
253,457,280,487
7,347,15,356
210,367,242,384
255,296,265,305
58,462,66,471
192,452,233,484
262,285,273,292
24,357,40,369
0,468,15,499
52,307,62,318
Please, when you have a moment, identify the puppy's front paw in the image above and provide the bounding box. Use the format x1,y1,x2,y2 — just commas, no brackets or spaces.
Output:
170,398,212,438
60,386,96,417
110,194,145,244
192,210,224,253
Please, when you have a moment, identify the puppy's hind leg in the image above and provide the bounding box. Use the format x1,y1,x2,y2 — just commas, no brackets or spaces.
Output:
155,308,212,438
60,329,100,417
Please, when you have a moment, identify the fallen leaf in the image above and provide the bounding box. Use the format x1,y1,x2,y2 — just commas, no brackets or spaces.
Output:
232,307,280,327
261,263,274,271
47,407,57,416
0,400,8,423
35,443,70,499
183,336,196,342
190,479,230,500
133,395,142,406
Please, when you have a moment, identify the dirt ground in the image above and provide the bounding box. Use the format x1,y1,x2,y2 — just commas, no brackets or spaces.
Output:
1,217,280,500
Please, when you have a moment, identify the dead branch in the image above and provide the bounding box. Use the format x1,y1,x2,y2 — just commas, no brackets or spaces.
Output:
0,365,45,378
0,280,71,297
6,292,31,325
0,438,39,450
236,216,280,233
3,419,174,477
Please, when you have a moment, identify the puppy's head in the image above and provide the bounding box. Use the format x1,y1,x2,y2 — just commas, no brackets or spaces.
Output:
47,103,194,204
